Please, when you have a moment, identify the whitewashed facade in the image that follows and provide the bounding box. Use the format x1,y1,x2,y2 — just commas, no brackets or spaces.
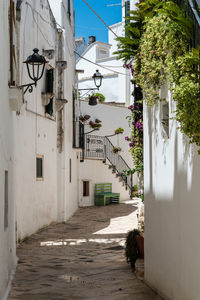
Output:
144,58,200,300
0,1,79,297
76,0,133,107
79,101,136,206
76,0,138,207
0,1,17,298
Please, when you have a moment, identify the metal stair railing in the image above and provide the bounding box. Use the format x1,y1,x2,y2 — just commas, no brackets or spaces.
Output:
104,137,133,196
81,133,133,197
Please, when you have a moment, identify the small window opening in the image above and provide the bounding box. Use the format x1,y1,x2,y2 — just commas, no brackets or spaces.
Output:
36,156,43,180
83,181,89,196
45,98,53,116
4,171,8,230
161,102,169,138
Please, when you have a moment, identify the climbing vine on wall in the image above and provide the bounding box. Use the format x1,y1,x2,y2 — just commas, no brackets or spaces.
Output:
135,12,200,149
117,0,200,152
125,104,143,176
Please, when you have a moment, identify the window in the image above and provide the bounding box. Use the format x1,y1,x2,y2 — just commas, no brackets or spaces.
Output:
97,47,109,60
161,102,169,138
36,156,44,180
83,181,89,197
4,171,8,230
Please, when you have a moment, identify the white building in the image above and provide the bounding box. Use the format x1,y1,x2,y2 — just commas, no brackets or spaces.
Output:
143,5,200,300
1,1,79,297
0,1,17,298
76,0,133,106
75,0,138,206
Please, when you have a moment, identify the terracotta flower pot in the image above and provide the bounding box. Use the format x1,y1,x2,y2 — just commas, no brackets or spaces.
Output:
136,235,144,259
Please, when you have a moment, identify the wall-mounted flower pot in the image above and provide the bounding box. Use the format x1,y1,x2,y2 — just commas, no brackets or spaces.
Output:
88,95,97,106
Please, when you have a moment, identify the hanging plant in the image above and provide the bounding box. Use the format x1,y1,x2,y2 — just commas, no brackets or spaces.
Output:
88,95,98,106
93,92,106,103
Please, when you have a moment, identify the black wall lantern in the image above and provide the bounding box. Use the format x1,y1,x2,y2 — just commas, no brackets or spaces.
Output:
20,48,47,94
78,70,103,92
92,70,103,90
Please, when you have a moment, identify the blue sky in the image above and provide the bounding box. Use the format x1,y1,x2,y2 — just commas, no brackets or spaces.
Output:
74,0,122,43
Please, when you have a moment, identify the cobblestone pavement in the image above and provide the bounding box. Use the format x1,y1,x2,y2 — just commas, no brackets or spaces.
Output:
8,201,162,300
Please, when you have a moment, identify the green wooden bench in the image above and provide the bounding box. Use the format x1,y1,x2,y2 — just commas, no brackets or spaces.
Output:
94,183,120,206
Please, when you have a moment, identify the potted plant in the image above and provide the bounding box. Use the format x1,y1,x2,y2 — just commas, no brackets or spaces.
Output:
93,92,105,103
79,114,91,123
112,146,122,154
88,94,98,106
89,120,102,129
125,229,143,270
115,127,124,134
95,118,102,123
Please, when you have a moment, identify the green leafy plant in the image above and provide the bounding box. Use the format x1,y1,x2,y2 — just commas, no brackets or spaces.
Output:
93,92,106,103
125,105,143,176
125,229,142,270
89,120,102,129
115,127,124,134
116,0,200,152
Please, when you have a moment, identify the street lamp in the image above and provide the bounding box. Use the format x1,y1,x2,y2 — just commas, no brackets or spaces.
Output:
78,70,103,91
92,70,103,89
20,48,47,94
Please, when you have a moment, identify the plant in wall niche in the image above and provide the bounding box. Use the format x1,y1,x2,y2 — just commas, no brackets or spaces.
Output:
112,146,122,154
115,127,124,135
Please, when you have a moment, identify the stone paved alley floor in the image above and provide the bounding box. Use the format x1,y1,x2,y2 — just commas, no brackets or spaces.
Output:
8,201,162,300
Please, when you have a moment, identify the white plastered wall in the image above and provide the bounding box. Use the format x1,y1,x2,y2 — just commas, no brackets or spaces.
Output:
79,160,130,207
144,85,200,300
0,1,17,298
13,0,58,240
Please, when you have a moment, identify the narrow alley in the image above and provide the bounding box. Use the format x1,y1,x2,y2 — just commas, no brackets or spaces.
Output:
8,202,161,300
